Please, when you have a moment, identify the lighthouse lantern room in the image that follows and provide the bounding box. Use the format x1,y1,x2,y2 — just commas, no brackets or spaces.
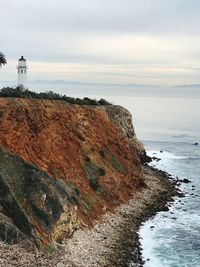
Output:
17,56,27,88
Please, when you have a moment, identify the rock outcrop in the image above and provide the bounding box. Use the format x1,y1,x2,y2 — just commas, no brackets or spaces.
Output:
0,98,144,245
99,105,144,152
99,105,151,164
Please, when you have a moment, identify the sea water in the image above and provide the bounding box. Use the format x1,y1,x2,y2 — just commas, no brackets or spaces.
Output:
140,144,200,267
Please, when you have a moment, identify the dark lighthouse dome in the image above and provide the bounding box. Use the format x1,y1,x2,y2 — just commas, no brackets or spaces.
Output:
19,56,26,61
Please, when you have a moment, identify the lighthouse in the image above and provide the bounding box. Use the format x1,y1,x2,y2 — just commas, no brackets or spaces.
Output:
17,56,28,88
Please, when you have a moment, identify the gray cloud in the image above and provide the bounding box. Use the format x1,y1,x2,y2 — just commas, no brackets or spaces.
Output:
2,0,200,34
1,0,200,85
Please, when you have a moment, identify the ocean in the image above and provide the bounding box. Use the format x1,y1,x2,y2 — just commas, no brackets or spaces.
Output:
139,144,200,267
1,82,199,266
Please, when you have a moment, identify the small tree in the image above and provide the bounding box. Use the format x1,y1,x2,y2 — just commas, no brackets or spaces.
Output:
0,52,7,67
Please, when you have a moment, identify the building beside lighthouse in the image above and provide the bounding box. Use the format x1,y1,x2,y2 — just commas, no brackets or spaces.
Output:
17,56,28,88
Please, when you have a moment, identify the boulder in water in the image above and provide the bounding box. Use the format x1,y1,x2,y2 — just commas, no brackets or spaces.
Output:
182,178,191,184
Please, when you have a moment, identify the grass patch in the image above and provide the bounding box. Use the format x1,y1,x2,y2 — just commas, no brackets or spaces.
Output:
110,154,126,174
84,161,103,192
66,180,81,196
80,195,97,211
100,148,126,175
67,196,78,206
80,194,97,215
14,190,24,201
44,243,57,255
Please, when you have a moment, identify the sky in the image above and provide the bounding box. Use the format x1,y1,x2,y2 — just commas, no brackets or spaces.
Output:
1,0,200,86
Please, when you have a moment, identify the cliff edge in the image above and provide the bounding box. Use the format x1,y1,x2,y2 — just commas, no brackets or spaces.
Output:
0,98,144,245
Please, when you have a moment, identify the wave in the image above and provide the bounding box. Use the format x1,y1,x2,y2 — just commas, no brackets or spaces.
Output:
143,139,199,147
140,146,200,267
147,150,188,160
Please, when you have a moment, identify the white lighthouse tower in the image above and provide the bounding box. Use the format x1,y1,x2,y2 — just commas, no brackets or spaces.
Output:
17,56,28,88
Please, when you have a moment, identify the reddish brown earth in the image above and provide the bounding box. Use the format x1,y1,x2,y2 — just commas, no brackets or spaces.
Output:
0,98,143,243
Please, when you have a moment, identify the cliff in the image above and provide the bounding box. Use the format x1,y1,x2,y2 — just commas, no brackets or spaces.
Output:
0,98,144,245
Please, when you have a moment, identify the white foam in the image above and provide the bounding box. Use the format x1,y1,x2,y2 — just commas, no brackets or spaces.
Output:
138,150,183,266
147,150,187,160
139,148,200,267
139,220,168,267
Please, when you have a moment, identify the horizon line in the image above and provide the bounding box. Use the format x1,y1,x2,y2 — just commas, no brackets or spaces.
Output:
1,80,200,88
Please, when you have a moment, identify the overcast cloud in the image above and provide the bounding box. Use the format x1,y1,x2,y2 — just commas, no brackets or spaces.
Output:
1,0,200,85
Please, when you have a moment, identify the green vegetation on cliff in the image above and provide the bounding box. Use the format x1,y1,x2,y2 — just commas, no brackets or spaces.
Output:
0,146,78,244
0,86,111,106
84,159,104,192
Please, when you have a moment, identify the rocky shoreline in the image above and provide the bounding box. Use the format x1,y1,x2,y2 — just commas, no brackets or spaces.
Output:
0,165,182,267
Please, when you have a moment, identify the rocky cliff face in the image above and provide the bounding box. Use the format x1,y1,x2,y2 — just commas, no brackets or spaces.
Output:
0,98,144,245
99,105,144,152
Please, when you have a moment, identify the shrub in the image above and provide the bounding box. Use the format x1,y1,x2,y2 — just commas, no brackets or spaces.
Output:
110,154,126,174
84,161,103,192
0,86,112,106
80,195,97,211
44,243,57,255
100,148,126,175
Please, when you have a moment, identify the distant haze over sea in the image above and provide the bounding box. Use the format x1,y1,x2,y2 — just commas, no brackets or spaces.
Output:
0,80,200,99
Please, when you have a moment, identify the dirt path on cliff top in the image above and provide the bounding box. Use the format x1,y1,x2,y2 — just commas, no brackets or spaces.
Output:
0,166,179,267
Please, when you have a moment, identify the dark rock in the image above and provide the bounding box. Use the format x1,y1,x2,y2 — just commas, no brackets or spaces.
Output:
140,150,152,164
178,193,185,198
0,146,76,245
0,174,33,238
152,157,161,162
138,180,148,189
162,206,169,211
0,213,25,244
182,179,191,184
